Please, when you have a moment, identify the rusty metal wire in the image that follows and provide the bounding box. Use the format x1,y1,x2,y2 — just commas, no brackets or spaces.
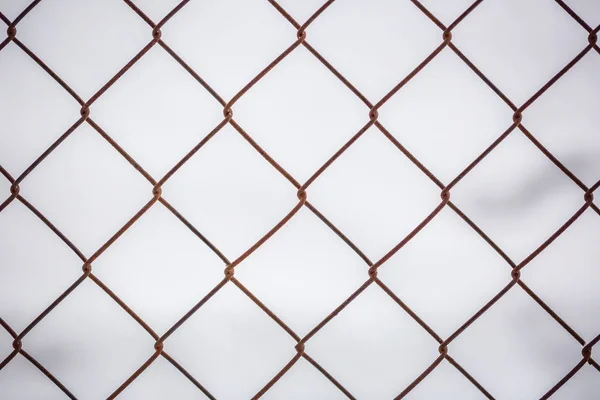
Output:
1,0,599,398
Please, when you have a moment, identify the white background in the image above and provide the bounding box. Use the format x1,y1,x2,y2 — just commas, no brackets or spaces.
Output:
1,0,599,398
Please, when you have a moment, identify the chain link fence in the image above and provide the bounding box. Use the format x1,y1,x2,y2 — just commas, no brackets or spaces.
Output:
1,0,599,398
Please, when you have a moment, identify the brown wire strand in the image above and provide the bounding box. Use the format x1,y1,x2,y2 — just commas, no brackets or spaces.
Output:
1,0,599,398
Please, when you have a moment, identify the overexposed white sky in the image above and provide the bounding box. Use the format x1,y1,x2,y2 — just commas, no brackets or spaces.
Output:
1,0,599,399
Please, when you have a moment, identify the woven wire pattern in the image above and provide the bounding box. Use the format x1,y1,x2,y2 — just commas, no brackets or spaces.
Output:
1,0,599,398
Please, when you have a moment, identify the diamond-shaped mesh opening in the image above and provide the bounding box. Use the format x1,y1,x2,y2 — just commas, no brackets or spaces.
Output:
308,126,441,260
234,45,367,181
92,204,224,333
236,207,366,334
0,41,79,174
20,123,151,255
92,45,224,178
451,132,584,262
0,201,82,332
378,47,513,183
163,123,297,258
1,0,599,398
24,280,154,399
378,207,508,337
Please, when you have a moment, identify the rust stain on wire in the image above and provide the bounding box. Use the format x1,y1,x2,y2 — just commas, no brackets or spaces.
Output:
1,0,599,398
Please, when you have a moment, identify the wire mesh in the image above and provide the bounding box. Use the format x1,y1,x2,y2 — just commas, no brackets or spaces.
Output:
0,0,599,398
